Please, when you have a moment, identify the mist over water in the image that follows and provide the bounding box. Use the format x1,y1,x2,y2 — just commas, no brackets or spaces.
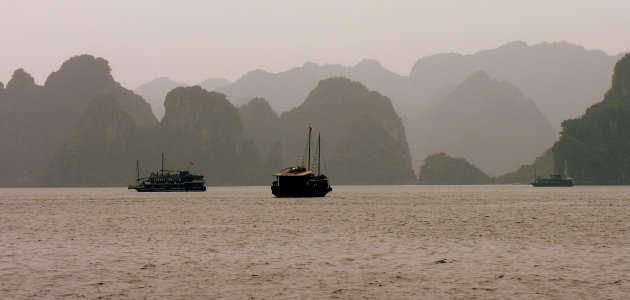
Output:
2,186,629,298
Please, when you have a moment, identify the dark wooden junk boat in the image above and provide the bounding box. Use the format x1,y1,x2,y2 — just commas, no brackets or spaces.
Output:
271,127,332,197
129,153,206,192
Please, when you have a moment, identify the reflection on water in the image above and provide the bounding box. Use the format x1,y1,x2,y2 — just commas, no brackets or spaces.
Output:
1,186,629,298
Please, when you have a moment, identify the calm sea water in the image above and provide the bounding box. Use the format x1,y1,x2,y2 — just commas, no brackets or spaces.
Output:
1,185,629,299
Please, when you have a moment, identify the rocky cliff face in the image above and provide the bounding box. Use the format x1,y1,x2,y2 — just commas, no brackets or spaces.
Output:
276,77,417,184
43,86,270,186
0,70,49,186
238,98,281,157
161,86,242,153
45,55,158,129
159,86,265,185
43,95,143,186
0,55,157,186
552,53,630,184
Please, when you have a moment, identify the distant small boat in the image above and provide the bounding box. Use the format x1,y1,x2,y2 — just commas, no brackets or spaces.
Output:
271,127,332,197
129,153,206,192
531,174,573,187
531,161,573,187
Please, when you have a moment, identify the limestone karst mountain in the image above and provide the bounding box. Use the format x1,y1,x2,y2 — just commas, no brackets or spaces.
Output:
552,53,630,184
0,55,157,186
44,86,271,186
408,41,622,129
239,77,417,184
418,152,493,185
421,71,556,176
43,94,146,186
45,55,157,129
238,98,281,157
157,86,267,185
135,77,230,120
0,69,48,186
1,44,626,186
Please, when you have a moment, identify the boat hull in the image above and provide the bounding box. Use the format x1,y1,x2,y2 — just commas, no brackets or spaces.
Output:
531,182,573,187
128,183,206,192
271,185,332,198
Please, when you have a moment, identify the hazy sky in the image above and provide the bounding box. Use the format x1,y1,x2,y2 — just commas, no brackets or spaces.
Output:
1,0,629,88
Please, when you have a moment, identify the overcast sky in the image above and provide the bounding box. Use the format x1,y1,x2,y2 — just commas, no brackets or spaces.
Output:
1,0,629,88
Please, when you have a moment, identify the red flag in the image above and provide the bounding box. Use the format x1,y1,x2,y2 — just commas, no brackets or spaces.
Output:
189,161,194,166
309,126,312,132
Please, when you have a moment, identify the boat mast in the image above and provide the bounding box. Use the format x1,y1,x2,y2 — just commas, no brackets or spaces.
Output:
318,133,321,176
161,152,164,175
308,126,312,171
136,160,140,181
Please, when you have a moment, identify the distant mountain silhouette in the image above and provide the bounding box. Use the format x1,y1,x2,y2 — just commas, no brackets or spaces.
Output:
241,77,417,184
135,77,186,119
135,77,230,120
213,41,621,171
408,41,622,131
216,59,408,112
552,53,630,184
420,71,557,176
418,152,492,184
198,77,230,92
0,55,157,187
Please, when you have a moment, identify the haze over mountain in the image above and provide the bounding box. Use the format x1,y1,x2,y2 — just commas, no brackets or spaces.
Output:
216,59,407,113
135,77,230,120
418,71,557,176
134,77,186,119
207,41,622,171
553,53,630,184
216,42,619,126
198,78,231,93
408,41,622,128
0,55,157,187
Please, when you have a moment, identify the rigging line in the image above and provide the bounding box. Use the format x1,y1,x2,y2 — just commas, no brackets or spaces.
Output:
322,144,329,176
301,138,308,168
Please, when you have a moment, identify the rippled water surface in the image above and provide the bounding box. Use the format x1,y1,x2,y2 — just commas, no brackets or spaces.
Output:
1,185,630,299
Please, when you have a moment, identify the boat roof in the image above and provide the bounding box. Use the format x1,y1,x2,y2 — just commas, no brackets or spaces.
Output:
273,170,313,177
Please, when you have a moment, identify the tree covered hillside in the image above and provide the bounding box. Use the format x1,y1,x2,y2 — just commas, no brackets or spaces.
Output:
552,53,630,184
